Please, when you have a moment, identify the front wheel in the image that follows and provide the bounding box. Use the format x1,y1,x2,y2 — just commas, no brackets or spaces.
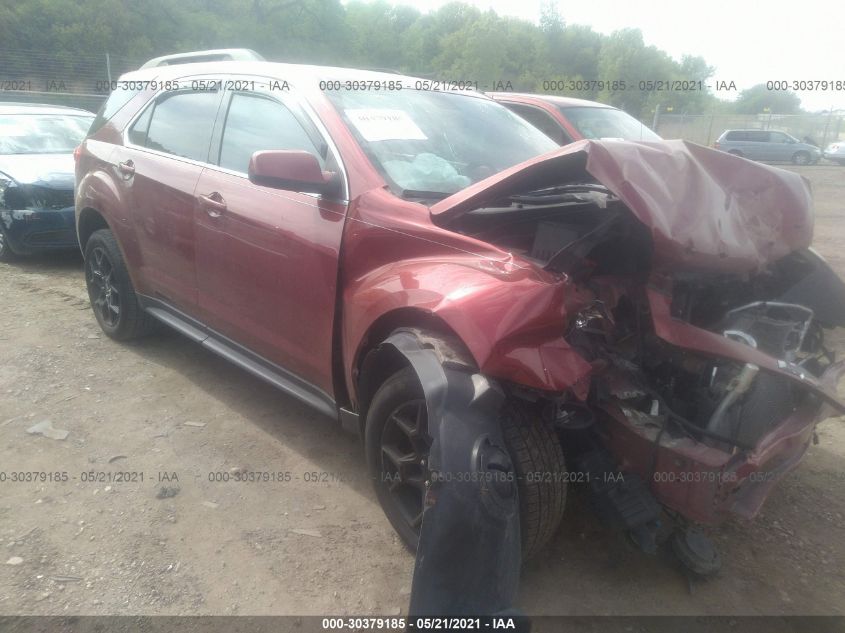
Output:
365,366,567,559
84,228,156,340
792,151,811,165
0,228,17,263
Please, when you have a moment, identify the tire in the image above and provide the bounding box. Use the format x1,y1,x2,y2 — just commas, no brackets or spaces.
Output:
365,366,567,559
500,399,567,558
727,150,743,158
84,228,156,341
0,228,17,263
792,151,811,165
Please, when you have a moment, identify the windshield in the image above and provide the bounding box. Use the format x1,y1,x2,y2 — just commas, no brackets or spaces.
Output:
560,106,660,141
326,90,558,198
0,114,94,154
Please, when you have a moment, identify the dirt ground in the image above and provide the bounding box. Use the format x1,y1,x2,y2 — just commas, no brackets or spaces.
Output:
1,165,844,617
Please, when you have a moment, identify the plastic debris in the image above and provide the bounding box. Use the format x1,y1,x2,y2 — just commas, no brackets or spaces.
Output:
26,420,69,441
290,528,322,538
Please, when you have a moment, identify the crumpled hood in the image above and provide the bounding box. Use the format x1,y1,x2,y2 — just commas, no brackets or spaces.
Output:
0,153,75,189
431,139,814,274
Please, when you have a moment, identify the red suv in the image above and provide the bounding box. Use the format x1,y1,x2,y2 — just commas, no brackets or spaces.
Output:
489,92,660,145
76,51,845,612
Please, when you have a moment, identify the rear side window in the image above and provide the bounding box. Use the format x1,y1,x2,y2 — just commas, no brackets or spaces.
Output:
217,92,323,173
89,85,141,136
746,131,769,142
725,131,745,141
133,90,221,162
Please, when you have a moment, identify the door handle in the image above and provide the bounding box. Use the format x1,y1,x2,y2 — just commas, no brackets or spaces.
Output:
198,192,227,217
117,160,135,176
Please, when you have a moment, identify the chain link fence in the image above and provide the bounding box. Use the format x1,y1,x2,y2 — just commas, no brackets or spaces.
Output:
654,112,845,148
1,49,142,113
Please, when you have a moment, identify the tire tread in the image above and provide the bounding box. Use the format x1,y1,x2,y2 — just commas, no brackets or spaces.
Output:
85,228,157,341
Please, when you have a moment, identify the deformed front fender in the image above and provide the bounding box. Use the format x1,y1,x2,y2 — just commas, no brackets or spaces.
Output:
344,257,595,405
380,331,524,619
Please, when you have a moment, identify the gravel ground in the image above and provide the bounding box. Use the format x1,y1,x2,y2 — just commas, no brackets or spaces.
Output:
1,164,844,616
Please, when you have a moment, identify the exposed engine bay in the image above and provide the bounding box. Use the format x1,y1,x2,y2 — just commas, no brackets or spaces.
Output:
453,186,845,453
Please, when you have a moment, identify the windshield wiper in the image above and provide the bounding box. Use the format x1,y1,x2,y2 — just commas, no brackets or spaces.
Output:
507,183,613,205
399,189,454,201
517,183,610,197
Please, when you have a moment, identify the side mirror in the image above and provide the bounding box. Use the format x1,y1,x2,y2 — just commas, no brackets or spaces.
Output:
248,150,341,197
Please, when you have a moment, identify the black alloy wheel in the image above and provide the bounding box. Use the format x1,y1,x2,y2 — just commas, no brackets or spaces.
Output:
87,245,121,328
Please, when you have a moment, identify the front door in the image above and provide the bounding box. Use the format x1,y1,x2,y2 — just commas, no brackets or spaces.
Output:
194,85,347,394
766,131,793,161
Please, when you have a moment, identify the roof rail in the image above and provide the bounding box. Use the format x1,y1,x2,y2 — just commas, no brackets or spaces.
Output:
365,67,404,75
139,48,265,69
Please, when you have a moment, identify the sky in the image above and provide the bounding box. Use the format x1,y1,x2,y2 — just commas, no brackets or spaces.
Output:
382,0,844,112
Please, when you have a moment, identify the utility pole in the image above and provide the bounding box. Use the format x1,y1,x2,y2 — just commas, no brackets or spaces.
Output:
821,106,833,148
705,108,715,146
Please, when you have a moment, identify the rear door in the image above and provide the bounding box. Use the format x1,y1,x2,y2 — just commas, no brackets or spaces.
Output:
744,130,771,160
117,83,224,312
194,80,347,393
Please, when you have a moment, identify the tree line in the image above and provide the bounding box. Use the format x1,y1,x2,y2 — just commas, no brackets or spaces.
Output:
0,0,805,119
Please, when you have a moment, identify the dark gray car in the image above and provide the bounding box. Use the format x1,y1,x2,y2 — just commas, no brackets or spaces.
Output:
714,129,821,164
0,103,94,261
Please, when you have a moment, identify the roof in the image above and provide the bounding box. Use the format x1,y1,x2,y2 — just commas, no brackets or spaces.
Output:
0,102,95,116
488,93,616,109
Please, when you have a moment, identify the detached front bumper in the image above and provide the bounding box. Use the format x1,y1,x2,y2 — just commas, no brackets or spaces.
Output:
597,360,845,525
0,206,78,255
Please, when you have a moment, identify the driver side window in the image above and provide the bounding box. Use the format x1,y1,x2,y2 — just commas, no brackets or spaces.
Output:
217,93,324,173
503,103,570,145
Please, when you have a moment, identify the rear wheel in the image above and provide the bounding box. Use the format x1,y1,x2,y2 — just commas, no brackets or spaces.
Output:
365,366,567,559
84,229,156,340
727,150,744,158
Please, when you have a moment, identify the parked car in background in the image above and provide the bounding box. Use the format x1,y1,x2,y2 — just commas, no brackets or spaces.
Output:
0,103,94,261
822,140,845,165
714,129,821,164
75,51,845,614
488,92,660,144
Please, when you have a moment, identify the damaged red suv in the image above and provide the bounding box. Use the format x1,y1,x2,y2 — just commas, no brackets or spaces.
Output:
76,52,845,614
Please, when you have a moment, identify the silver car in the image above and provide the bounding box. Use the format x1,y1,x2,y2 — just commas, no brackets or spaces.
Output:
822,141,845,165
714,129,821,164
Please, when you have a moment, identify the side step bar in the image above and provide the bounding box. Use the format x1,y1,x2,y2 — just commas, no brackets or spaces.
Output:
142,299,337,420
